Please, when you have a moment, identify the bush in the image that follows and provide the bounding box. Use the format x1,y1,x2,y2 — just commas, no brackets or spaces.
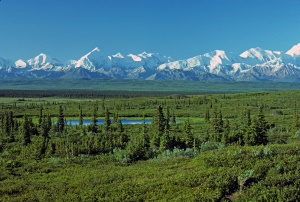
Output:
200,141,225,152
113,148,130,164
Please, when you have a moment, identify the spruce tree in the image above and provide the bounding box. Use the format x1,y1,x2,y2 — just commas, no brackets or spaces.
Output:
160,129,171,151
221,118,230,144
205,108,210,122
184,119,193,148
171,110,176,124
212,109,223,142
246,109,251,127
38,106,43,126
294,102,300,131
40,115,51,155
141,115,150,148
117,120,123,133
23,115,31,146
244,119,257,146
153,105,165,136
256,107,268,145
57,106,65,133
104,108,111,133
79,109,83,126
89,105,98,133
165,107,170,131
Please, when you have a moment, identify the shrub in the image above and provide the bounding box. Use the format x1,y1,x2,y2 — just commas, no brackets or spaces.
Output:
200,141,225,152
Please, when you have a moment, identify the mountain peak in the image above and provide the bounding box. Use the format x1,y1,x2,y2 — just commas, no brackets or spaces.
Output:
128,54,142,62
91,47,100,52
15,59,27,68
240,47,263,59
112,53,124,58
2,44,300,81
286,43,300,57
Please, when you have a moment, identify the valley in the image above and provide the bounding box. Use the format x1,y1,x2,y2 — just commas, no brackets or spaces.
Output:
0,80,300,201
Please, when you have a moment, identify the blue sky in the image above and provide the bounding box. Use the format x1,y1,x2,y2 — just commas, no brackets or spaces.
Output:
0,0,300,61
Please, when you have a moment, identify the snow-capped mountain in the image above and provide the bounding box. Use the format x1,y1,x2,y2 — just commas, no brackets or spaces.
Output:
286,43,300,57
1,43,300,81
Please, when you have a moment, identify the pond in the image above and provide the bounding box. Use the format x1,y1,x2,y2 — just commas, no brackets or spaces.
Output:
63,119,152,126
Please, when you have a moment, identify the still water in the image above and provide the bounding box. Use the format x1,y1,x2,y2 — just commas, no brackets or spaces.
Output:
64,119,152,126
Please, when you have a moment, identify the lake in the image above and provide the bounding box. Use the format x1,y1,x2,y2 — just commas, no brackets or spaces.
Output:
63,119,152,126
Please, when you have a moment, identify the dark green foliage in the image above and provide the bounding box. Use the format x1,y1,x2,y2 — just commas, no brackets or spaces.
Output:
23,115,31,146
153,105,165,136
79,109,83,126
40,115,51,156
56,106,65,133
104,108,111,133
88,104,98,133
212,109,223,142
184,120,193,148
205,108,210,122
1,84,300,201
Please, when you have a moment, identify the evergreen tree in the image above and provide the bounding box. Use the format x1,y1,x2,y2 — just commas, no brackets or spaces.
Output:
294,102,300,131
244,119,257,146
245,108,268,146
104,108,111,133
184,119,193,148
23,115,31,146
160,129,171,151
57,106,65,133
171,110,176,124
221,118,230,144
165,107,171,131
113,112,119,124
212,109,223,142
40,115,51,156
141,115,150,148
38,106,43,126
9,111,14,131
89,105,98,133
47,114,52,129
79,109,83,126
153,105,165,136
205,108,210,122
246,109,251,127
256,107,268,145
117,120,123,133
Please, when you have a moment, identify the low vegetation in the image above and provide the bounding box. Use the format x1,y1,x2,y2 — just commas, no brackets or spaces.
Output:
1,81,300,201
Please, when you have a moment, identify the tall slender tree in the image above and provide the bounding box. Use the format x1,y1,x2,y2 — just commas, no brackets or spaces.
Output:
79,109,83,126
153,105,165,136
104,108,111,133
23,115,31,146
184,119,193,148
57,106,65,133
89,105,98,133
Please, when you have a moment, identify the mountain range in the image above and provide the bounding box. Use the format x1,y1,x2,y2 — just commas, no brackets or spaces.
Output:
1,43,300,81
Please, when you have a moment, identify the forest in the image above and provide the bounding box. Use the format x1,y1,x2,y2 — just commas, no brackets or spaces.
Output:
1,81,300,201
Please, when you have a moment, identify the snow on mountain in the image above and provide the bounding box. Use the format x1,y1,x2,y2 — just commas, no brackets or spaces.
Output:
1,43,300,81
127,54,142,62
75,47,111,71
286,43,300,57
138,52,173,68
15,59,28,68
111,53,143,69
158,50,240,74
75,48,173,71
240,47,283,65
27,53,63,70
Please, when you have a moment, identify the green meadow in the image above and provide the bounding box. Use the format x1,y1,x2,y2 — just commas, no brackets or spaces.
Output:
1,79,300,201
